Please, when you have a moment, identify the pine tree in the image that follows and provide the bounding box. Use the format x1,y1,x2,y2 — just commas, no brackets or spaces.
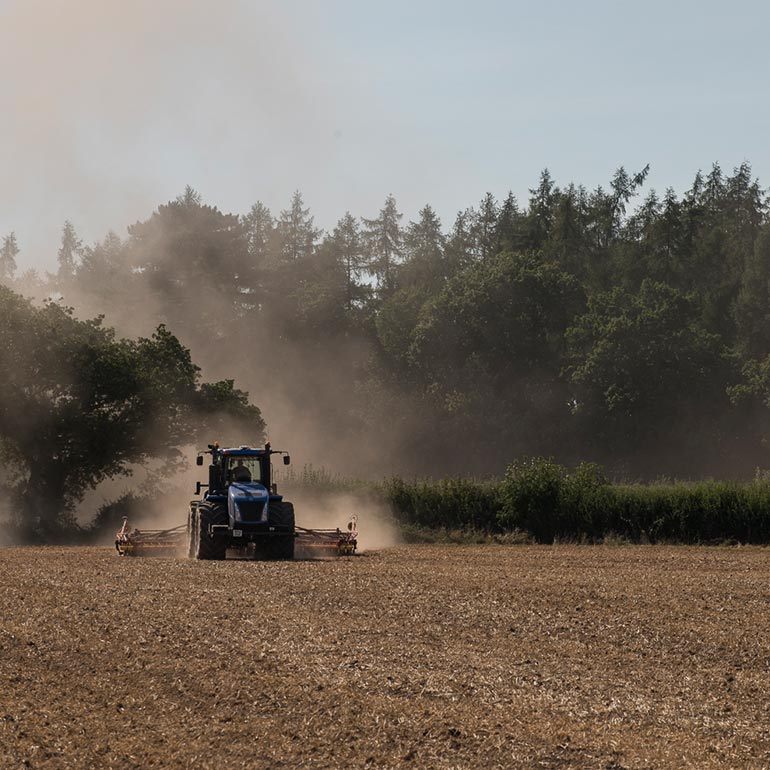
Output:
445,209,475,276
363,194,403,295
526,170,557,250
402,204,446,288
177,185,203,208
0,232,19,282
658,189,683,281
494,192,522,254
330,212,366,310
704,163,725,210
471,193,498,261
276,191,320,262
610,164,650,218
57,220,82,281
242,202,275,262
547,183,590,279
240,201,275,308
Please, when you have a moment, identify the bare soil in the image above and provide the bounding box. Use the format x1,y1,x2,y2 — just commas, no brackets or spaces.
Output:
1,545,770,769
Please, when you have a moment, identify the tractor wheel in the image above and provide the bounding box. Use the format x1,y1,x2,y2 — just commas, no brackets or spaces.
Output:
194,501,228,560
267,501,295,560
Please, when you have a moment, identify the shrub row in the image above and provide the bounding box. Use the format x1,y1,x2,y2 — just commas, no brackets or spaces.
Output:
376,458,770,544
376,477,503,532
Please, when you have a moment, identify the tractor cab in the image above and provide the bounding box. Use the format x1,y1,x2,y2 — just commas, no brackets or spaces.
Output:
228,455,257,483
196,441,290,498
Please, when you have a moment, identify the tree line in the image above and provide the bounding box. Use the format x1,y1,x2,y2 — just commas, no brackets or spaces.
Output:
4,163,770,493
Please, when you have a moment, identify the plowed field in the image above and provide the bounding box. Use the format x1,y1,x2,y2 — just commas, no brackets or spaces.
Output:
2,545,770,769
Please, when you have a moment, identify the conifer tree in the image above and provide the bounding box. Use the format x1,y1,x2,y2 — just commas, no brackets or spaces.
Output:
526,170,557,250
471,193,499,261
494,192,522,254
330,212,366,310
57,220,82,281
242,202,275,262
0,232,19,282
276,191,320,262
445,209,475,276
402,204,446,289
363,194,403,295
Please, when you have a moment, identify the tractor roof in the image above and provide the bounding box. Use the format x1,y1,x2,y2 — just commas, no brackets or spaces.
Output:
220,446,266,456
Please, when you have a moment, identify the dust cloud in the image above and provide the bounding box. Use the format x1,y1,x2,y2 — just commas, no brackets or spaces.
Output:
80,448,205,545
0,467,20,546
0,2,478,537
61,233,422,490
0,516,18,546
283,489,401,553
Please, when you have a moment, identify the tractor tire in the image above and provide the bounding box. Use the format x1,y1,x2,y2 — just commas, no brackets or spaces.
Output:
194,501,228,560
267,500,295,560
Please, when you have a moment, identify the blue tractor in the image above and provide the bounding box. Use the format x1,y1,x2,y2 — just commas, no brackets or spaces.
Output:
187,441,295,560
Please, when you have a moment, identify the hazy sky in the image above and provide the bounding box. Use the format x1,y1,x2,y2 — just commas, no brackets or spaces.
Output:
2,0,769,271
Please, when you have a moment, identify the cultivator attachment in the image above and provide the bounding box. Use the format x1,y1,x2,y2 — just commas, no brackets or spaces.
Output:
295,515,359,557
115,514,359,558
115,517,187,557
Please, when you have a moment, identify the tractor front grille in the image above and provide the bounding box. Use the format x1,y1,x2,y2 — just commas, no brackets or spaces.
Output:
235,500,266,523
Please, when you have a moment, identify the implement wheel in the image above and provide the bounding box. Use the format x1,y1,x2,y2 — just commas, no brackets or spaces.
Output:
187,505,199,559
194,501,227,560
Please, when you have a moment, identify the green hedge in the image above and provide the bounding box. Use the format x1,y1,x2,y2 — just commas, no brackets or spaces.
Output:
375,458,770,544
376,476,502,532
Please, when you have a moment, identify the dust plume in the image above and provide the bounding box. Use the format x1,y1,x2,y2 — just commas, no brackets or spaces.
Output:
56,212,426,484
81,457,199,546
0,509,18,546
0,462,17,545
282,488,400,553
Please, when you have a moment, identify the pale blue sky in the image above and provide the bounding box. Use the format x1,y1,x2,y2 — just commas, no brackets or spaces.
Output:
2,0,769,271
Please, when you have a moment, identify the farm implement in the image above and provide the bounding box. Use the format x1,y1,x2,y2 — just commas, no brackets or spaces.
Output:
115,441,359,560
295,516,359,557
115,520,187,557
115,514,359,558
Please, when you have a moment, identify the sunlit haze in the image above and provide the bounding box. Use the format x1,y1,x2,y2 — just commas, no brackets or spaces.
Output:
2,0,769,270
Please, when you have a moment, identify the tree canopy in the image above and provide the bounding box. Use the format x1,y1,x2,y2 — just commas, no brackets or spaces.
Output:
5,163,770,481
0,286,263,538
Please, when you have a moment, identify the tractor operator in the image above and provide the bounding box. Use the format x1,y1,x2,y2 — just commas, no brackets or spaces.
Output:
231,459,252,482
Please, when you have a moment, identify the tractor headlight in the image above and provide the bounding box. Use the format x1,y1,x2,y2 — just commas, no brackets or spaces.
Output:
261,500,269,523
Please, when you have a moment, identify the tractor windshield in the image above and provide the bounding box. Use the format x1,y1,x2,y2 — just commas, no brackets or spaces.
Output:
227,456,262,484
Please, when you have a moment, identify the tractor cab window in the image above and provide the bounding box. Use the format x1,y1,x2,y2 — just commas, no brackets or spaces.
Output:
227,456,261,484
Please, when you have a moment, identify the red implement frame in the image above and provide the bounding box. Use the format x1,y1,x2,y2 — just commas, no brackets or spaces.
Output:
115,517,187,557
295,515,358,556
